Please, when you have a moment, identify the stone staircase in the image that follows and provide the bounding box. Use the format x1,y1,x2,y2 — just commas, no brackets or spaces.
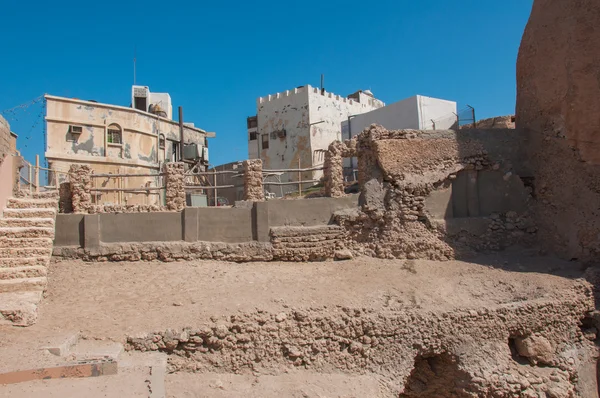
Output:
270,225,345,261
0,191,58,326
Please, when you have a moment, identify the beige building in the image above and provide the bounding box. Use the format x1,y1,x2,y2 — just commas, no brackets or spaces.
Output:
45,87,213,206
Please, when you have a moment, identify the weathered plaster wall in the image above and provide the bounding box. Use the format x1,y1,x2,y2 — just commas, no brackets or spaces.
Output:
254,85,382,185
307,86,381,181
46,95,207,206
516,0,600,262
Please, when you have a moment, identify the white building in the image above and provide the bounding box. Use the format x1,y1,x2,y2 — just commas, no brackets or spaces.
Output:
341,95,457,177
341,95,457,139
247,85,384,191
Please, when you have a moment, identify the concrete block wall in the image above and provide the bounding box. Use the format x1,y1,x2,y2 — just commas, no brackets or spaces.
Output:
53,196,360,250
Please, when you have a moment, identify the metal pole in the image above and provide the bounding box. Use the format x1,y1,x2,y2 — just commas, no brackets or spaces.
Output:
35,155,40,192
178,106,184,162
298,158,302,197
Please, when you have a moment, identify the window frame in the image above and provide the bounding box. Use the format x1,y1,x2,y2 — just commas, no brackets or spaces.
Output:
261,134,269,149
107,124,123,146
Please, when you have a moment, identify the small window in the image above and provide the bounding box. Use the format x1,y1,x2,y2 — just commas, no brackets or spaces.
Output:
262,134,269,149
247,116,258,129
107,124,122,145
249,132,257,141
159,134,166,150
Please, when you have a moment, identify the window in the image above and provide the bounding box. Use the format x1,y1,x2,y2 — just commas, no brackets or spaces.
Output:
247,116,258,129
249,132,257,141
159,134,166,150
262,134,269,149
107,124,122,145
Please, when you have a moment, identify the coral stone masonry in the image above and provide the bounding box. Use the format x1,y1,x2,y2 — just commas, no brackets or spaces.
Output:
0,191,59,326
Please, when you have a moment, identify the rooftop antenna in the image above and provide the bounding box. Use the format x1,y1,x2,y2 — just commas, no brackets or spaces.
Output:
133,46,137,85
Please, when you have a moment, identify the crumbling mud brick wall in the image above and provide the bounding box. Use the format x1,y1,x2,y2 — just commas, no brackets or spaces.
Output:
324,141,353,197
333,125,536,259
243,159,264,201
0,116,12,166
517,0,600,263
126,282,597,396
164,162,185,211
68,164,93,213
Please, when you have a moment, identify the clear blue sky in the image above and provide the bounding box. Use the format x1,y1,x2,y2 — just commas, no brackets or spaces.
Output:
0,0,533,168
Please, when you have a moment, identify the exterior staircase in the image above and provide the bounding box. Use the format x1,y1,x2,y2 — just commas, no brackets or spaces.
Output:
0,191,58,326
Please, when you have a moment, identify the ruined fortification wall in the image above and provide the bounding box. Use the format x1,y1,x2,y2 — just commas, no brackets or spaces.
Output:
516,0,600,263
126,282,596,396
333,125,535,259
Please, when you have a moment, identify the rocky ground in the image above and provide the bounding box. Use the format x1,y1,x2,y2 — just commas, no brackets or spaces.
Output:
0,252,596,397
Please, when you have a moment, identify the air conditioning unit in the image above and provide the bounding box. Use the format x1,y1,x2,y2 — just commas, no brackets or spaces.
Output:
69,125,83,134
202,147,209,163
183,144,200,161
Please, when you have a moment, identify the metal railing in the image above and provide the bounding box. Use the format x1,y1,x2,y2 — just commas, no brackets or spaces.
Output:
20,155,69,193
89,172,165,206
262,162,325,198
184,168,238,206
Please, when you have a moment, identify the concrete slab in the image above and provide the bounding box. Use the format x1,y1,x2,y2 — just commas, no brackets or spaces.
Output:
41,331,80,357
70,340,124,361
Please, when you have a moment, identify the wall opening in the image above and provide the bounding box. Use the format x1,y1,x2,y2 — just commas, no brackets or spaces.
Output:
400,353,472,397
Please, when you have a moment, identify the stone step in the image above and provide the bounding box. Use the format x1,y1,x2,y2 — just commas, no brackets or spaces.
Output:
272,240,339,249
0,247,53,258
0,237,54,249
0,266,47,280
0,227,54,239
7,198,58,210
0,277,47,293
270,225,343,237
0,257,50,268
2,208,57,219
32,191,60,199
0,291,43,326
0,218,55,228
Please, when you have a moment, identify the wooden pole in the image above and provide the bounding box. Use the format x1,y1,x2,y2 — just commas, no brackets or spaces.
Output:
298,158,301,197
28,162,32,193
213,170,217,206
178,107,184,162
34,155,40,192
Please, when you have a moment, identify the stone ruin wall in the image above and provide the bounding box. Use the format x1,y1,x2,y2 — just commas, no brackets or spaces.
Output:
126,282,597,397
517,0,600,264
243,159,265,202
328,125,537,260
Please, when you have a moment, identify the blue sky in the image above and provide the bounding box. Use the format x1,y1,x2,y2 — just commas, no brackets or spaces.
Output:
0,0,533,167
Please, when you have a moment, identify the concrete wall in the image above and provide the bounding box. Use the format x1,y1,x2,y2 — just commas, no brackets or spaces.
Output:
45,95,208,205
424,170,529,219
100,213,182,243
267,195,359,227
54,196,359,249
